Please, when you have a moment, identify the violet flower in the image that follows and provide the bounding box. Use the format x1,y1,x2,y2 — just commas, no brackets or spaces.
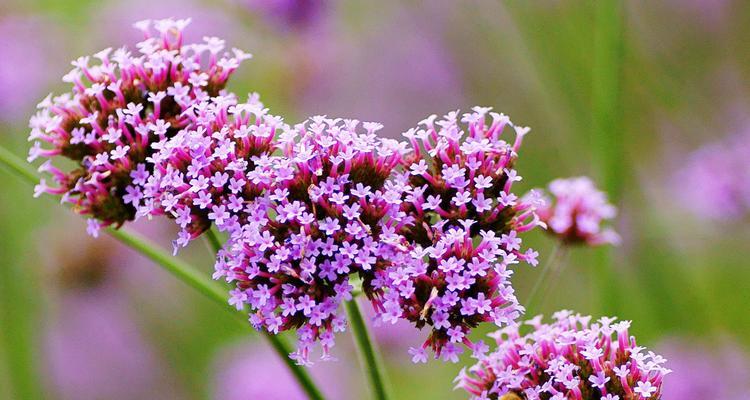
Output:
658,338,750,399
212,341,353,400
28,18,251,236
670,129,750,221
238,0,326,32
372,107,545,362
456,311,670,400
0,16,63,124
134,94,282,253
537,176,620,246
213,116,411,365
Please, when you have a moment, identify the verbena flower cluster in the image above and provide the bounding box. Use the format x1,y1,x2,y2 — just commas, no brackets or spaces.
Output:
26,22,547,363
26,21,660,384
213,117,411,364
373,109,546,363
456,311,669,400
133,93,281,253
28,17,250,236
537,177,620,246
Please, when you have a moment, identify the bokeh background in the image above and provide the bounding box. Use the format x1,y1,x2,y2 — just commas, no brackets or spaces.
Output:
1,0,749,399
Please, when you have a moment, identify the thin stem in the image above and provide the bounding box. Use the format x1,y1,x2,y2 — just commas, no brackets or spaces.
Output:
0,144,326,400
524,243,562,316
112,230,326,400
204,228,223,254
591,0,625,316
344,300,392,400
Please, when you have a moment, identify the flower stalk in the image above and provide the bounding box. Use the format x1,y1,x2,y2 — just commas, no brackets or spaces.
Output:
344,299,392,400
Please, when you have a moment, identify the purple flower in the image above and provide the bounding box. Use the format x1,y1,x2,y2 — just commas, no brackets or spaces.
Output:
135,94,280,253
0,16,63,124
371,107,545,361
670,129,750,221
456,311,670,400
28,18,251,233
299,7,466,135
239,0,326,32
212,341,353,400
213,116,410,364
537,176,620,246
39,220,181,400
657,338,750,399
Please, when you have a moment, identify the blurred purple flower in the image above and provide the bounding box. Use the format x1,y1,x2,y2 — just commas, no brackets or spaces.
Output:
0,16,63,124
670,128,750,221
212,341,353,400
298,7,466,134
658,338,750,399
39,221,180,400
93,0,242,46
44,288,175,400
537,176,620,246
239,0,326,31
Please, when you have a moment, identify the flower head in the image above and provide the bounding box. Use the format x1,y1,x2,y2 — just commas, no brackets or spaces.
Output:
213,116,410,364
538,176,620,246
135,94,282,253
372,107,545,361
28,18,250,233
456,311,670,400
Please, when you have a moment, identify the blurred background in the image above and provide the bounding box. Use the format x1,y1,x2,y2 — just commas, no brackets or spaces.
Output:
1,0,749,399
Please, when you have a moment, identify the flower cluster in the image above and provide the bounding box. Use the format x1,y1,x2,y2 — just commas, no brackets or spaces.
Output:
372,108,546,362
28,18,251,236
456,311,670,400
133,93,283,253
26,18,562,366
213,117,411,364
537,177,620,246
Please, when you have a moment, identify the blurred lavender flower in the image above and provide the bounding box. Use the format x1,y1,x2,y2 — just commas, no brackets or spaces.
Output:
28,18,251,235
670,129,750,221
239,0,326,32
299,7,466,134
363,299,422,357
0,16,63,124
374,108,545,362
40,222,180,400
93,0,242,46
212,341,353,400
658,339,750,399
537,177,620,246
456,311,670,400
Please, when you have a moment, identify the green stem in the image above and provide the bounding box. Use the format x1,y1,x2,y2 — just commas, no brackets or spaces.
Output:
0,145,37,184
591,0,625,316
344,300,391,400
204,228,223,254
111,230,326,400
0,144,326,400
524,243,563,317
